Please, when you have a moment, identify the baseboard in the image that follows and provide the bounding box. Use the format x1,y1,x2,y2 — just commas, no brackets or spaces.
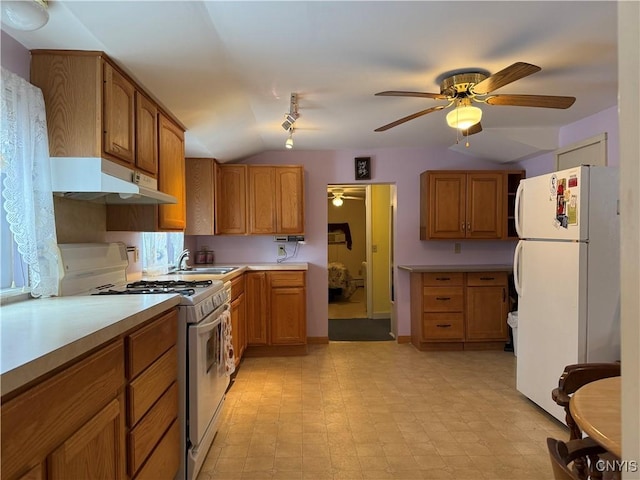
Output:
371,312,390,320
396,335,411,344
307,336,329,344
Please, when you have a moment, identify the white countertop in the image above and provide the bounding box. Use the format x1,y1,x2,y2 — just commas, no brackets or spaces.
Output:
398,264,513,272
0,294,181,397
142,263,309,282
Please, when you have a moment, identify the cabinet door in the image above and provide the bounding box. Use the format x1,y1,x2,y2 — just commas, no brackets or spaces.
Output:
270,286,306,345
104,63,135,165
426,172,466,239
466,173,503,239
276,166,304,234
245,272,267,345
248,166,276,234
49,397,125,480
465,285,509,340
215,164,247,234
135,92,158,176
158,113,186,230
185,158,215,235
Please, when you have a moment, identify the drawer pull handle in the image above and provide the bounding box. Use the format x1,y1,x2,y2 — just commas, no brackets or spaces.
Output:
436,297,451,301
435,277,451,281
436,324,452,328
480,276,495,281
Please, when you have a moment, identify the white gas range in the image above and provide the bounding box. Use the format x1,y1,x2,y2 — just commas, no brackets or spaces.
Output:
58,243,233,480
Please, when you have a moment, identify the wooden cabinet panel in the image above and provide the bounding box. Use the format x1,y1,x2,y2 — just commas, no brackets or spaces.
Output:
133,419,180,480
126,309,177,380
231,274,245,300
466,173,503,239
127,346,177,426
466,271,508,287
49,397,125,480
425,172,466,239
231,292,246,366
128,382,177,476
270,286,306,345
422,313,464,340
1,341,124,480
185,158,216,235
104,63,135,165
248,166,277,234
423,287,464,312
158,113,186,230
422,272,464,286
215,164,247,234
245,271,267,345
269,271,305,288
135,92,158,176
275,166,304,234
466,278,509,341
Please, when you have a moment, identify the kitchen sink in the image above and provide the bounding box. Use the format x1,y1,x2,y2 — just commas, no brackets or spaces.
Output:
171,266,239,275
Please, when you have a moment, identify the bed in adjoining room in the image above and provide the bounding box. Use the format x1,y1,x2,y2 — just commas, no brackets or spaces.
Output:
328,261,357,300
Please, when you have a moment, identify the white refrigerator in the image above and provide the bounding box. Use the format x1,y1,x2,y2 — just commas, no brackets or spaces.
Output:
513,165,620,422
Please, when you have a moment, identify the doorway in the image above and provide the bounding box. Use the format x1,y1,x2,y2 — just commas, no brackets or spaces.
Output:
327,184,394,341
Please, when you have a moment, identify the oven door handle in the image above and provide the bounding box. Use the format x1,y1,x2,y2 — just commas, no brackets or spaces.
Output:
195,314,222,335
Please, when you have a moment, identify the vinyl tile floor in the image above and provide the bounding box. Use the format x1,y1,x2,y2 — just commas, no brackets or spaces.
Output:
197,343,567,480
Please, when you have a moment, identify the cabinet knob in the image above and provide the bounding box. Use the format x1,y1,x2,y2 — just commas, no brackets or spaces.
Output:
467,223,471,230
461,222,465,230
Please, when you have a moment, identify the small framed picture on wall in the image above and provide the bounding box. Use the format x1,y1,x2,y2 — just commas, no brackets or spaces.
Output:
354,157,371,180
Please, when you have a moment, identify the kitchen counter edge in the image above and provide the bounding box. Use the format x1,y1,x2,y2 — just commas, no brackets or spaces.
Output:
0,294,181,397
398,264,513,273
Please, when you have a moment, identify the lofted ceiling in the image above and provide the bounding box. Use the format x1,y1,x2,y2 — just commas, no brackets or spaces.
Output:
3,1,618,163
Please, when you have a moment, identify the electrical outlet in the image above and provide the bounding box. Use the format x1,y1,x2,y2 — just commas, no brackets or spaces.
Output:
278,244,286,256
454,243,461,254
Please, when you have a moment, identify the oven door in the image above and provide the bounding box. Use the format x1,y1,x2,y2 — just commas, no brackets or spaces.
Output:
187,304,230,448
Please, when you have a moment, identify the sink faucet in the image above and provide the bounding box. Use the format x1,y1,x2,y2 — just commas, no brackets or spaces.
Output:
176,249,190,271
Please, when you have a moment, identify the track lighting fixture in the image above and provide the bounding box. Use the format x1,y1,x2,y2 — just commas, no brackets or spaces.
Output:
285,128,294,149
281,93,299,130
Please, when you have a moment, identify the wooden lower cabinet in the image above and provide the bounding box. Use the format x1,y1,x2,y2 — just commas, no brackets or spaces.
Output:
0,308,179,480
245,270,307,356
410,271,509,350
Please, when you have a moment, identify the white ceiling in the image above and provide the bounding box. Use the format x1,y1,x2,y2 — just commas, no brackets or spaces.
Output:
4,1,618,163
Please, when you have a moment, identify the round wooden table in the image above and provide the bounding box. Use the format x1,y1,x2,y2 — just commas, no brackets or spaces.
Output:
569,376,621,458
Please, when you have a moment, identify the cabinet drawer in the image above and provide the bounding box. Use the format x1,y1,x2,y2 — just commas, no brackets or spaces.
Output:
466,271,508,286
128,346,177,426
127,309,178,379
134,418,180,480
422,272,464,286
269,271,305,288
128,382,178,476
422,314,464,340
423,287,464,312
231,274,245,300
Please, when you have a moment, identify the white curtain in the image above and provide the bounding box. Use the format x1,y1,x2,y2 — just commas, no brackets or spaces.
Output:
1,67,59,297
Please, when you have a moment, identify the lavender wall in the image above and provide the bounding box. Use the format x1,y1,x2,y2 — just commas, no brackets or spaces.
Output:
187,148,523,339
1,30,29,78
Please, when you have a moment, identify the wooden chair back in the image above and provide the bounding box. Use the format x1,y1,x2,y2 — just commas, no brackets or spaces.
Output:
547,437,607,480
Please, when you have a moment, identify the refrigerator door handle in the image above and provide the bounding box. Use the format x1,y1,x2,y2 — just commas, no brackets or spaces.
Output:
513,240,523,296
514,181,524,238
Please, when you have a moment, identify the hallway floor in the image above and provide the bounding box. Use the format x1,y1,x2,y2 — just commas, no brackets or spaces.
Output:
197,343,566,479
328,287,367,319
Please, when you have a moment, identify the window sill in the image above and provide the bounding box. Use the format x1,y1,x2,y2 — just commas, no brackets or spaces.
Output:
1,288,31,306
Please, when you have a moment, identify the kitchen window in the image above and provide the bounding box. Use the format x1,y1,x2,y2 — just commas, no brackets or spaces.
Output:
141,232,184,275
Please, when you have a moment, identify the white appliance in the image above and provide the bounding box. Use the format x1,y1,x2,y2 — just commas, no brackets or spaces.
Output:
513,166,620,422
57,243,233,480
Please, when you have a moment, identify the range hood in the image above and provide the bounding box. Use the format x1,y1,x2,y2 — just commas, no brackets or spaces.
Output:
50,157,177,204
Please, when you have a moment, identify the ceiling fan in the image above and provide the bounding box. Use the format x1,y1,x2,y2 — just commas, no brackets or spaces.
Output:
328,188,364,206
374,62,576,135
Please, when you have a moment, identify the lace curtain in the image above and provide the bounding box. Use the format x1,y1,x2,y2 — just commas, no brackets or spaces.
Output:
1,67,59,297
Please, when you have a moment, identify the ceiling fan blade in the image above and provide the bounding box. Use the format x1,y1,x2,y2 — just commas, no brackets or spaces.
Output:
485,94,576,109
472,62,542,95
463,123,483,136
375,91,448,100
374,105,446,132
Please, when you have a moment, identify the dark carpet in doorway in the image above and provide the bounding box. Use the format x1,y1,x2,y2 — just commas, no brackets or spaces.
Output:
328,318,393,341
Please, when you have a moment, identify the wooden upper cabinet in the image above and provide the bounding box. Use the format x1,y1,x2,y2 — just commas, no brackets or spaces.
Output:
135,92,158,176
103,63,136,165
215,164,247,234
185,158,216,235
248,165,304,235
158,113,186,230
421,170,506,240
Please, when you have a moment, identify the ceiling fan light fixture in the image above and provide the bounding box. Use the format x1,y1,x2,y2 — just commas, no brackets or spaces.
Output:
446,104,482,130
332,197,343,207
1,0,49,31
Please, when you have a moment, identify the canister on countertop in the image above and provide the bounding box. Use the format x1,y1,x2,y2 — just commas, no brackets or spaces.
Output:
194,250,207,264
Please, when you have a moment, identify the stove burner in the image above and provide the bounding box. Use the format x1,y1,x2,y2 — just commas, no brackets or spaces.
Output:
92,288,197,296
127,280,213,289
